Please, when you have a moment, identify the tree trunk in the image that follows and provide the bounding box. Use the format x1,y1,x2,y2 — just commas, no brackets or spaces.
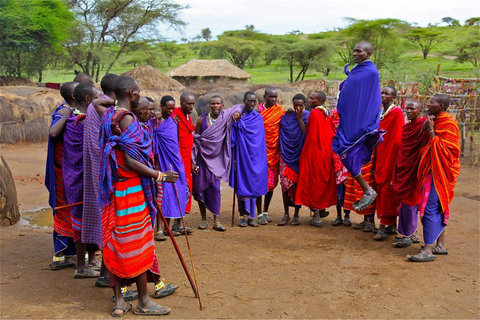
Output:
0,156,20,226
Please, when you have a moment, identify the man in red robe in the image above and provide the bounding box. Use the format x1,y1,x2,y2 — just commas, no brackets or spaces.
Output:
373,86,404,241
172,93,195,234
392,100,429,247
295,91,337,227
256,87,285,224
408,94,460,262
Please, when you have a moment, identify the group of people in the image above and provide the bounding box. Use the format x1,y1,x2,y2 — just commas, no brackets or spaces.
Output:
44,41,461,317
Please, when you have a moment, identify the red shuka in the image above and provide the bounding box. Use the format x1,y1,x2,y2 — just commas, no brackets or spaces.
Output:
172,107,195,212
295,108,337,210
375,106,404,225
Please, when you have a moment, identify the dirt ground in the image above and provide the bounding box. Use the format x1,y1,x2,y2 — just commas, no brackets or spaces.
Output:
1,142,479,319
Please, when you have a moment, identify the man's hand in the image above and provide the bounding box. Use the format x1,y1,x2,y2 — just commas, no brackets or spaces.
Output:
286,108,294,115
164,170,179,183
232,112,241,122
173,115,180,124
295,106,304,121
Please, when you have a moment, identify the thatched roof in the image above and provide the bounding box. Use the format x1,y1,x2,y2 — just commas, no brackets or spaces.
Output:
0,76,35,87
167,59,251,79
121,65,184,91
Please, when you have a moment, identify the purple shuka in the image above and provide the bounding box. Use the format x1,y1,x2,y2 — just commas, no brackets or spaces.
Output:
152,117,187,219
45,104,76,255
229,105,268,219
82,95,110,247
398,203,418,237
332,61,384,176
279,110,310,173
63,112,85,235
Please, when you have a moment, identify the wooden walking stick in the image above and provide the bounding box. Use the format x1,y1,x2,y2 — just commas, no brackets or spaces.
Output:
169,165,203,310
157,207,199,299
55,201,83,210
231,146,237,227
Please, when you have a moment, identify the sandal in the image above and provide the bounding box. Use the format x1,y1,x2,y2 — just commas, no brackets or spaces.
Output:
153,282,179,299
73,267,100,278
410,235,420,243
432,246,448,255
363,222,376,233
353,221,367,229
163,229,181,237
320,210,329,218
95,276,110,287
212,222,226,232
247,218,259,227
111,288,139,302
310,219,324,228
257,213,268,225
332,217,343,226
384,224,398,235
290,216,300,226
262,212,273,223
155,231,167,241
343,217,352,227
353,191,377,211
49,255,75,271
133,304,171,316
172,224,193,235
112,302,132,318
393,237,413,248
198,220,208,230
407,251,436,262
374,229,387,241
277,215,290,226
238,216,247,228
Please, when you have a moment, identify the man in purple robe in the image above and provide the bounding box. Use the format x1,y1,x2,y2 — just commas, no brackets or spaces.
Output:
193,96,241,232
332,42,383,212
230,92,268,227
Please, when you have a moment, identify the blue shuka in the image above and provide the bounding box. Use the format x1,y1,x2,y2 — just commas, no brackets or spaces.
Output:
279,110,310,173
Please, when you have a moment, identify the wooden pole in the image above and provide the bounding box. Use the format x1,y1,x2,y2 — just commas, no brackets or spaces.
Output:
54,201,83,210
231,146,237,227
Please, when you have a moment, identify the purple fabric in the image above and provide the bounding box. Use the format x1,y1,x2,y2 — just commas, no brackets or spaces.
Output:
336,183,346,207
82,96,108,247
152,117,187,219
99,107,157,225
63,113,84,231
398,203,418,237
332,60,382,175
422,181,446,245
193,114,221,216
192,104,242,181
279,110,309,173
229,106,268,219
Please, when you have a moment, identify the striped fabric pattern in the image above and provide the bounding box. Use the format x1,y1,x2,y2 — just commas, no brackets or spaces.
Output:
343,160,377,215
102,149,155,279
53,139,74,238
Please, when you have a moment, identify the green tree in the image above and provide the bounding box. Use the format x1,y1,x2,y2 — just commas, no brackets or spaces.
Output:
456,29,480,67
204,38,263,69
157,41,180,67
406,28,444,59
0,0,73,81
441,17,460,26
465,17,480,26
64,0,188,81
281,40,329,82
245,24,255,31
201,28,212,41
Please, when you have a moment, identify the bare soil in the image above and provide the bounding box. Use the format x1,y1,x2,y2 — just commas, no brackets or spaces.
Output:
0,142,479,319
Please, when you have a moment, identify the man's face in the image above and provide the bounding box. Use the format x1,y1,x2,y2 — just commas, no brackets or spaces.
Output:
293,99,305,112
162,100,176,118
136,98,150,122
308,93,321,108
405,102,422,121
147,102,155,119
210,97,224,116
180,95,195,115
353,45,370,63
264,90,278,107
243,95,258,112
426,97,443,116
129,83,141,109
381,88,395,106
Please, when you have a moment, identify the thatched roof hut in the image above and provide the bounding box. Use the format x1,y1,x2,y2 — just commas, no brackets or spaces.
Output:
121,65,184,91
167,59,251,86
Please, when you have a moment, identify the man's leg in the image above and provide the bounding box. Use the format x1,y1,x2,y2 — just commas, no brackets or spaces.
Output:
135,272,171,314
112,282,128,316
197,199,208,229
278,191,290,226
353,173,377,211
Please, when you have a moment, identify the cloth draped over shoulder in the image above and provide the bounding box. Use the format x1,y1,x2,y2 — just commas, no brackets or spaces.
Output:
229,106,268,199
417,112,460,221
295,108,338,210
192,104,243,181
151,117,187,219
258,103,285,168
393,116,429,205
279,110,310,175
332,61,383,176
99,107,156,232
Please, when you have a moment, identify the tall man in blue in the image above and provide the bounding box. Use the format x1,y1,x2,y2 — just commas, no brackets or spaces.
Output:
230,92,268,227
332,42,383,212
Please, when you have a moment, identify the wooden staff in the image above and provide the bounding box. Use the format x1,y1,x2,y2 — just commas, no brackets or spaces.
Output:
54,201,82,210
231,146,237,227
169,165,203,310
157,206,198,299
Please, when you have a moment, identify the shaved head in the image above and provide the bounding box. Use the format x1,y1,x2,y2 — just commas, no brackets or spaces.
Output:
60,81,78,102
356,42,374,54
432,94,450,110
180,92,194,102
406,100,423,109
265,87,277,95
312,91,326,103
73,73,94,85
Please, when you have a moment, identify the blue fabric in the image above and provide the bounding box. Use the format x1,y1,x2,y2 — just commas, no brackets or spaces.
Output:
422,182,445,245
332,61,382,174
152,117,187,219
53,231,76,255
279,111,309,173
99,107,156,225
229,106,268,218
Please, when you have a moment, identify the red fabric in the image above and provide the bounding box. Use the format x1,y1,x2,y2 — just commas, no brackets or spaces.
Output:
374,106,404,223
418,112,460,217
172,107,195,212
258,103,285,168
295,108,337,209
393,117,429,205
344,161,376,215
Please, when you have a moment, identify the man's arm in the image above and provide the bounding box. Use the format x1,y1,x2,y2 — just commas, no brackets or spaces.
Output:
92,98,115,119
49,107,72,138
195,116,203,134
296,108,306,134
